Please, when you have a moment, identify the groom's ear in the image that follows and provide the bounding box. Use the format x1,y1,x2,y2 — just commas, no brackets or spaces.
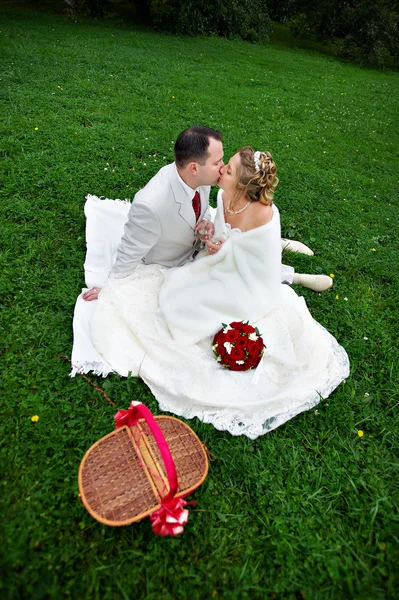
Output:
189,161,199,176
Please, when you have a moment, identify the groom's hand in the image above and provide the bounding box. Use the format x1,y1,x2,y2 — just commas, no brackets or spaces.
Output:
195,220,214,240
82,287,101,301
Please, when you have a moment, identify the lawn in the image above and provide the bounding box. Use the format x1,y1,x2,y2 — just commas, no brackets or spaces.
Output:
1,3,398,599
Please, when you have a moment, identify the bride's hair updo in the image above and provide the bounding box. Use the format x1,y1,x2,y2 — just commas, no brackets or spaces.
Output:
234,147,278,206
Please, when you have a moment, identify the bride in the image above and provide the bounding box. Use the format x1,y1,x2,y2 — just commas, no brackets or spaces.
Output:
89,147,349,439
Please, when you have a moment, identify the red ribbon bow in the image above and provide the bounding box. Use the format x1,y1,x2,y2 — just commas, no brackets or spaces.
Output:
114,403,138,428
150,497,192,537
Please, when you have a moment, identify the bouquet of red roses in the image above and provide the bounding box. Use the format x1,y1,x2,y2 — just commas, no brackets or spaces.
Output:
212,321,265,372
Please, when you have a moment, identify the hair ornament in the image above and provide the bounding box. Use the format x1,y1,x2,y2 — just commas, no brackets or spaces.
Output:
253,151,261,172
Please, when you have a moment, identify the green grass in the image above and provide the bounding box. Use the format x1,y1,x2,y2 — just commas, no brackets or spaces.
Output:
1,3,398,599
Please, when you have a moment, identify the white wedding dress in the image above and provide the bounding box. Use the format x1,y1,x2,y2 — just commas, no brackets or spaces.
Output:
90,191,349,439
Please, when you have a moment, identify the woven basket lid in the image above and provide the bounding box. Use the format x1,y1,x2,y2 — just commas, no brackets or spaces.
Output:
79,415,208,527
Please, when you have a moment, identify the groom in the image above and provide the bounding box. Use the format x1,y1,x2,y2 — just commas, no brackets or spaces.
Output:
83,125,331,301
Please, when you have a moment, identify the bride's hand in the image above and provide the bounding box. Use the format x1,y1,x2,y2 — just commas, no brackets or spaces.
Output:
195,220,215,240
206,238,225,255
82,287,102,301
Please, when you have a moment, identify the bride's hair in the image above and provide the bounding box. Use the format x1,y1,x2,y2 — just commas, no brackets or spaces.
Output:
234,147,278,206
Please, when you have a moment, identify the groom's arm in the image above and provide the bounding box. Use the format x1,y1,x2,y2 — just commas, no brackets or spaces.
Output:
195,191,214,238
110,201,161,279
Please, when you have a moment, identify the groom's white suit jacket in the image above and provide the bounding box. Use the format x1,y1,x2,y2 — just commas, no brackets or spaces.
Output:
110,163,211,279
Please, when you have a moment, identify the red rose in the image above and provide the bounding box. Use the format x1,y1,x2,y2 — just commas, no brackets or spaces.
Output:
217,343,226,357
247,340,260,357
231,348,245,361
230,321,245,330
235,336,248,349
222,356,234,368
244,359,255,370
213,331,226,345
242,324,255,334
225,329,240,343
247,355,261,369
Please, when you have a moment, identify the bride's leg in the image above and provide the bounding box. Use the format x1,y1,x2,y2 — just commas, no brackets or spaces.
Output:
282,265,333,292
293,273,333,292
281,238,314,256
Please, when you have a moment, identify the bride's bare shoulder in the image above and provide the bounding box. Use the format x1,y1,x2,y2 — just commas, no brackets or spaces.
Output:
249,202,273,228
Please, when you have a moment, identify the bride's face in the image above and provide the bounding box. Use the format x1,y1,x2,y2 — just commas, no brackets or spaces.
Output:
218,153,240,194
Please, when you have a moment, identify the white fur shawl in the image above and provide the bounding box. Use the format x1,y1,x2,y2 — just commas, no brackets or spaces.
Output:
159,195,283,345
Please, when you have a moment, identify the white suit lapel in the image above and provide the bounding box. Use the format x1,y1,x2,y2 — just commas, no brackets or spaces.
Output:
199,190,208,221
170,166,195,229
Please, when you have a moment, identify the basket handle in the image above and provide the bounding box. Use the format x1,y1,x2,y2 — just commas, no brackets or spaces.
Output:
115,402,178,501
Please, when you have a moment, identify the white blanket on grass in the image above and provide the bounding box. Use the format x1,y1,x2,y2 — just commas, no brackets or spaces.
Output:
71,195,131,376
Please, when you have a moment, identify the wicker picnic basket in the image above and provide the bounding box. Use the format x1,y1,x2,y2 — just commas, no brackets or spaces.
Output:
78,402,208,535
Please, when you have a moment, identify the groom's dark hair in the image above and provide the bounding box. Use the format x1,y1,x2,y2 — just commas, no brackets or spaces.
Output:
174,125,223,168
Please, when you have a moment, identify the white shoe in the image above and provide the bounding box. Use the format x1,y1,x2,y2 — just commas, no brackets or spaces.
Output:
293,274,333,292
281,239,314,256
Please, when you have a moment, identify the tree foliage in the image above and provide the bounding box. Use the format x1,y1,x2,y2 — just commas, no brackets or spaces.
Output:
64,0,107,17
268,0,399,64
142,0,271,41
66,0,271,41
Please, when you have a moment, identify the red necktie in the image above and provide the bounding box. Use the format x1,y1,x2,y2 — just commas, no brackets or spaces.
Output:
192,191,201,222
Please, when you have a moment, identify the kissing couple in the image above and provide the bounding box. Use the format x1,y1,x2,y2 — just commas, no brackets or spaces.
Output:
80,125,349,438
